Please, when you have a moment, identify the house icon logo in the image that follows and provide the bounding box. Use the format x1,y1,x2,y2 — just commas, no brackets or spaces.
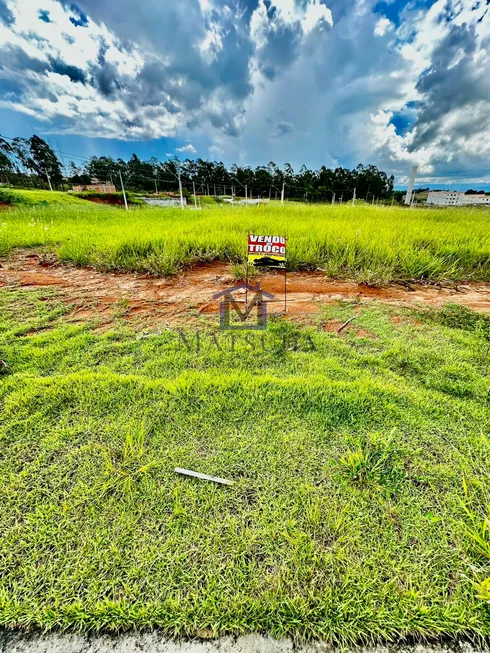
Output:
212,282,275,330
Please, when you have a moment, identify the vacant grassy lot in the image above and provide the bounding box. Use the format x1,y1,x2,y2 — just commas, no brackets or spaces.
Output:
0,188,88,206
1,201,490,283
0,286,489,641
0,188,143,207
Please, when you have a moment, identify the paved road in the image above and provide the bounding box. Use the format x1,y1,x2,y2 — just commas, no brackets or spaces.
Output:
0,632,488,653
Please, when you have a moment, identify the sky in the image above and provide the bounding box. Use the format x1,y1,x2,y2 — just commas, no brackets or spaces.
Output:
0,0,489,188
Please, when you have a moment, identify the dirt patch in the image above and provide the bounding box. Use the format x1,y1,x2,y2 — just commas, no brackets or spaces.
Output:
80,196,125,206
1,630,486,653
23,326,55,337
17,272,66,286
356,328,377,339
322,319,377,339
1,250,489,331
323,320,344,332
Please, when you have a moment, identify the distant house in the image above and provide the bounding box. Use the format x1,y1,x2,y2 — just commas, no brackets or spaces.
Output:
72,183,116,193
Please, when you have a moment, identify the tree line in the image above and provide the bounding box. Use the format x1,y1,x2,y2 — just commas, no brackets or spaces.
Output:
0,133,395,201
0,134,64,190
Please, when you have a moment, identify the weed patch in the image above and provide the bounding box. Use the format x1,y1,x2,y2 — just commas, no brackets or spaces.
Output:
337,430,406,494
420,303,490,334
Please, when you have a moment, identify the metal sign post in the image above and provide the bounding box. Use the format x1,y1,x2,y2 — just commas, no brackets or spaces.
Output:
245,239,249,309
284,265,287,313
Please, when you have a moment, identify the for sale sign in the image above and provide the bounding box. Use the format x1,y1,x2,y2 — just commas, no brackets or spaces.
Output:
248,234,286,268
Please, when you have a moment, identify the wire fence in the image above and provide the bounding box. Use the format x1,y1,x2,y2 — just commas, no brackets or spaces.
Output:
0,134,401,205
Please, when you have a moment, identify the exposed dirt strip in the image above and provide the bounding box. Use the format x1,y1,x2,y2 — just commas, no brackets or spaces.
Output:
0,629,488,653
1,250,489,330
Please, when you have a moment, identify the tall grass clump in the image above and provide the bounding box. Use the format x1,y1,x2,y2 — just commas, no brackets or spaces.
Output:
1,202,489,283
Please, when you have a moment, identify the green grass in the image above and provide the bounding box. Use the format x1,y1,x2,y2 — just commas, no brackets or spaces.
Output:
193,194,222,206
0,188,144,207
1,202,490,283
0,188,87,205
0,288,489,640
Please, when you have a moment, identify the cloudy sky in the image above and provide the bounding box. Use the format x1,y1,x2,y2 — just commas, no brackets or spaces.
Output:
0,0,489,187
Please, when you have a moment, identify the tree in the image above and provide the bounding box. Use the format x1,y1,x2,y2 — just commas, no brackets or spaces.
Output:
68,161,91,185
0,130,398,200
28,135,63,187
126,153,155,191
86,156,119,185
254,166,273,197
11,137,35,173
0,136,15,179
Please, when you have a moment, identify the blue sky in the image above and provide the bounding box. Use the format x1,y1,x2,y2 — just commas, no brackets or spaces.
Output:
0,0,489,188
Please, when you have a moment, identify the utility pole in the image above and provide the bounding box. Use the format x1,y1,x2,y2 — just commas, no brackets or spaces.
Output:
158,160,183,208
281,182,285,205
154,177,158,194
404,165,418,205
245,184,248,204
178,169,184,209
45,168,53,192
214,184,216,196
119,170,128,211
372,196,375,205
331,192,335,205
193,181,197,209
352,188,356,205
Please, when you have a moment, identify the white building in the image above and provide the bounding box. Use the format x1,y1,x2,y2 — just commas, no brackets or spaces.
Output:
427,191,490,206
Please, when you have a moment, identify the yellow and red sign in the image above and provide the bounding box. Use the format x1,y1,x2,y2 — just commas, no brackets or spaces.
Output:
247,234,286,267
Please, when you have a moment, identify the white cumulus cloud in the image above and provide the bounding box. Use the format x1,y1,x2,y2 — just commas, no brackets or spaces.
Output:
176,144,197,154
0,0,489,184
374,17,392,37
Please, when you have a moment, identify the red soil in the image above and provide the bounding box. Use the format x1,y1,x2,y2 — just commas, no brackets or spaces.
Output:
1,250,489,331
81,196,125,205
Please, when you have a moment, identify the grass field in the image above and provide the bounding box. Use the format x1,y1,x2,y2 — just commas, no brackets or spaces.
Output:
0,286,489,640
0,188,143,207
0,188,88,205
1,198,490,641
1,201,490,283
